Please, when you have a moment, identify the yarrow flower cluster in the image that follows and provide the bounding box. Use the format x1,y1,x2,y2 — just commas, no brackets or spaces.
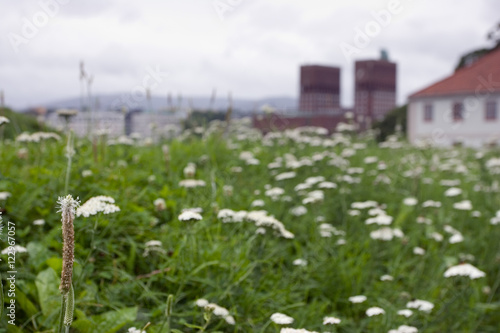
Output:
444,187,462,197
403,197,418,206
33,219,45,226
406,299,434,313
1,245,27,255
453,200,472,211
143,240,165,257
0,192,11,200
217,209,295,239
195,299,235,325
366,307,385,317
370,227,404,241
388,325,418,333
280,329,318,333
348,295,367,303
0,116,9,125
16,132,61,142
444,263,486,279
178,210,202,221
270,312,294,325
397,309,413,317
323,316,341,325
127,327,146,333
154,198,166,211
76,196,120,217
179,179,206,188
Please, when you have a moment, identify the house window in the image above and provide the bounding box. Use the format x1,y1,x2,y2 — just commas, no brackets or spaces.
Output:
486,101,497,121
424,104,433,122
453,102,463,121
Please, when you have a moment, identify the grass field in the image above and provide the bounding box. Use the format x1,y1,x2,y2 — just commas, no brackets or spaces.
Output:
0,118,499,332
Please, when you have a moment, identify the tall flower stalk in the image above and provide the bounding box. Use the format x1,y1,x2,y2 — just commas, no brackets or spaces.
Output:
57,195,80,333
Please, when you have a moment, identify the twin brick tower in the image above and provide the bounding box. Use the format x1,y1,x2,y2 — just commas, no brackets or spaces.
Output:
298,51,397,130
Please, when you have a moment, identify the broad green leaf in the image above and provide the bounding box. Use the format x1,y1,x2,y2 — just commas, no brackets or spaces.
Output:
35,267,60,317
73,307,138,333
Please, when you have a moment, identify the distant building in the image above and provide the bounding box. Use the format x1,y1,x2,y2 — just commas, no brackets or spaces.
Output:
354,54,397,129
254,53,398,133
299,65,341,113
44,109,182,138
408,47,500,147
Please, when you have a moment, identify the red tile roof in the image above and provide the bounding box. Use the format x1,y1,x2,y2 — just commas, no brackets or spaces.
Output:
410,47,500,98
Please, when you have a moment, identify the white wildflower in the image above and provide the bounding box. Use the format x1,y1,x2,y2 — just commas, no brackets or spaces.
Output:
365,214,393,225
280,329,318,333
403,197,418,206
179,179,206,188
318,181,337,189
33,219,45,226
490,211,500,225
0,116,9,125
444,263,486,279
293,258,307,266
81,170,93,177
251,199,265,207
406,299,434,313
429,232,443,242
290,206,307,216
397,309,413,317
453,200,472,210
178,211,202,221
145,240,162,247
364,156,378,164
388,325,418,333
183,162,196,178
422,200,441,208
154,198,166,211
127,327,146,333
271,312,294,325
348,295,367,303
302,190,324,204
200,302,235,325
370,227,403,241
195,298,209,307
351,201,378,209
265,187,285,200
413,247,426,255
472,211,481,217
0,192,11,200
444,187,462,197
76,196,120,217
366,307,385,317
275,171,297,181
336,238,346,245
323,316,341,325
1,245,28,255
255,227,266,235
449,233,464,244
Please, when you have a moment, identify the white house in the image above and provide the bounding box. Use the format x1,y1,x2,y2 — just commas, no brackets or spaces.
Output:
408,47,500,147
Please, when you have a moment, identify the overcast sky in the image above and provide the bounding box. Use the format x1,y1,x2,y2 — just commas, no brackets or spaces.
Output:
1,0,499,109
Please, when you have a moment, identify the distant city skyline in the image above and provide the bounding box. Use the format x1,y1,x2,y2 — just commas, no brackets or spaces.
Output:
1,0,498,109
